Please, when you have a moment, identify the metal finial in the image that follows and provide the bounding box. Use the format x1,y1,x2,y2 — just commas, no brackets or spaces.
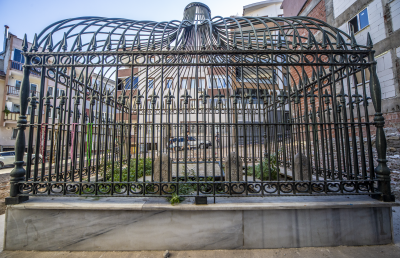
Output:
31,33,39,52
366,32,373,49
119,33,126,51
306,32,313,49
247,31,252,49
321,30,328,49
22,34,28,52
76,33,82,51
277,31,282,49
89,34,97,51
292,30,298,49
46,32,53,52
105,32,112,51
61,33,68,52
336,31,344,49
350,30,357,49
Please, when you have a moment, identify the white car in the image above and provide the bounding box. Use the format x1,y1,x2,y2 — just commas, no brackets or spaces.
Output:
0,151,42,168
169,136,212,151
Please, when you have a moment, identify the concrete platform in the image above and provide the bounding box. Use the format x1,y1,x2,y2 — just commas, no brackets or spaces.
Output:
3,196,398,251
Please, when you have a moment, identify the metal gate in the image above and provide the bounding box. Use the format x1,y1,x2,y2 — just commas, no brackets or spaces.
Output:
8,2,393,202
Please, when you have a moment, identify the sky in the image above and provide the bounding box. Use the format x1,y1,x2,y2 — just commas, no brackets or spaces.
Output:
0,0,261,50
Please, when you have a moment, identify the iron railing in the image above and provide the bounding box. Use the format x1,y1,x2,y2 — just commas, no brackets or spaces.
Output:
10,60,41,76
7,3,394,203
7,85,38,96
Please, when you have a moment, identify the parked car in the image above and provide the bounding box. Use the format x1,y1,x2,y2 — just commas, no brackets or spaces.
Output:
0,151,42,168
169,136,212,151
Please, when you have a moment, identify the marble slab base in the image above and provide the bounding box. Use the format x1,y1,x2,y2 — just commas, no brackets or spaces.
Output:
4,196,394,251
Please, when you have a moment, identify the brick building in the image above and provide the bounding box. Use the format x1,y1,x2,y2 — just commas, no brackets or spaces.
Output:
281,0,400,132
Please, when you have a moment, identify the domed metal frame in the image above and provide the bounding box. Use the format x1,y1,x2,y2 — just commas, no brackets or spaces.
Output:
7,2,393,203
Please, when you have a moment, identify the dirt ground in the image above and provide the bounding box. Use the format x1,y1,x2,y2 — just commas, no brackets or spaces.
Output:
0,174,10,215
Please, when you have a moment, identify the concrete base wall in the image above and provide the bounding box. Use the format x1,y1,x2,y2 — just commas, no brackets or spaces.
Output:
3,196,395,251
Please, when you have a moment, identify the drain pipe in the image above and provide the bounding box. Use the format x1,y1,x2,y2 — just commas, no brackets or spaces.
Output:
0,25,9,57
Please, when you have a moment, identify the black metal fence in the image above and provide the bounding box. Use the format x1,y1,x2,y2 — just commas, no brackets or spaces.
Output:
7,3,394,202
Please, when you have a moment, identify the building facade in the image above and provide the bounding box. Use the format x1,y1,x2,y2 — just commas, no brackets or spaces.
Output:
281,0,400,132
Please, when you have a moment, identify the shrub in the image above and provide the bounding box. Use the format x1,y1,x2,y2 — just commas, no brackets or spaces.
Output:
247,153,279,181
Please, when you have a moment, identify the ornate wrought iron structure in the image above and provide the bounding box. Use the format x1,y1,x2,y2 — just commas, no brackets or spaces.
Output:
7,2,394,203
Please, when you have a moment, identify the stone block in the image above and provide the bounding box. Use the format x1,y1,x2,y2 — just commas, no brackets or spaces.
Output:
293,152,310,181
224,152,243,182
153,154,172,194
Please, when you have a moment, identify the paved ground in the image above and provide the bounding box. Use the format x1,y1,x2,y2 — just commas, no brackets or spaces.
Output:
0,207,398,257
0,245,399,258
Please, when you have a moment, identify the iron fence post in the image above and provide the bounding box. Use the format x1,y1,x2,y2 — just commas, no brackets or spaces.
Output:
6,35,30,205
369,50,395,202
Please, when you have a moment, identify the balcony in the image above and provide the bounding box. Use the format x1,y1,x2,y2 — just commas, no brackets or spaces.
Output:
4,112,18,121
3,112,38,123
6,85,38,96
10,60,41,77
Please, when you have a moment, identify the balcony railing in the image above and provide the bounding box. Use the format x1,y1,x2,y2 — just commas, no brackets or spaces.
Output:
3,112,38,123
7,85,20,95
10,60,41,76
6,85,38,96
4,112,18,121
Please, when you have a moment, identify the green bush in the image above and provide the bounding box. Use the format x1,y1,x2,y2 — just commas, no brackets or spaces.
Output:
247,154,279,181
105,158,152,182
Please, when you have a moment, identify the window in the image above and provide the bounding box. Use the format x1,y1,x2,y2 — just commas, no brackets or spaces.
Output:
56,89,65,97
190,78,197,90
11,128,18,139
15,80,21,90
124,76,139,89
13,104,20,113
348,8,369,33
199,79,205,89
148,79,154,90
212,77,226,88
27,106,32,115
48,86,53,97
166,79,173,89
13,49,25,63
48,130,52,141
30,84,37,93
181,79,188,89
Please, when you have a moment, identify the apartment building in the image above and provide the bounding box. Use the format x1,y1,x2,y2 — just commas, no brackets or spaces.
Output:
281,0,400,132
0,26,97,152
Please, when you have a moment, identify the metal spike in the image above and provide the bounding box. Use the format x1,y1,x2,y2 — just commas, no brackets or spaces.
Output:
336,31,343,49
366,32,373,49
306,32,313,49
76,34,82,51
61,33,68,52
321,30,328,49
89,34,97,51
106,32,112,51
119,34,126,51
247,31,252,49
263,30,267,49
46,33,53,52
167,34,171,50
350,30,357,49
151,34,156,50
136,34,141,50
292,30,298,49
22,34,28,52
277,31,282,49
31,33,39,52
